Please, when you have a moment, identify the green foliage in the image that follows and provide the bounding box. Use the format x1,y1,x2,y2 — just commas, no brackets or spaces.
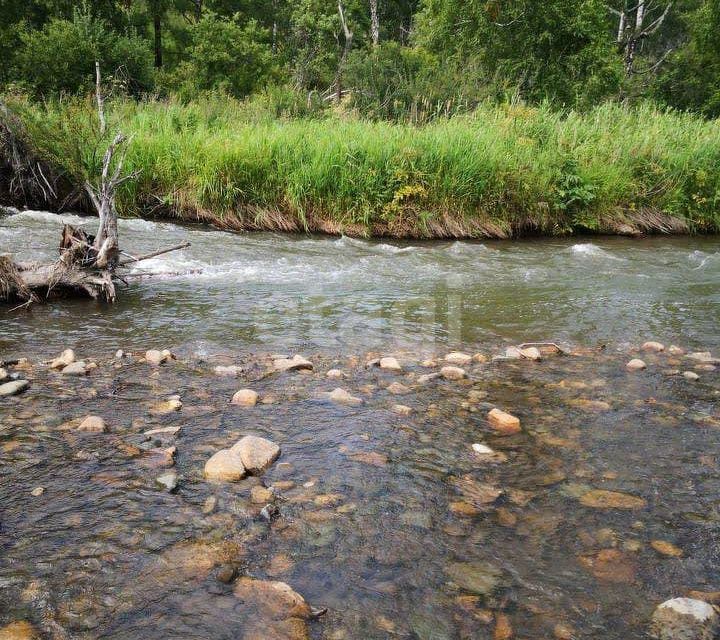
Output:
13,7,153,96
166,12,276,99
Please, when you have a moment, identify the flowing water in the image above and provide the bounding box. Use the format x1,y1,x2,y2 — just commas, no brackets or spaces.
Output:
1,209,720,639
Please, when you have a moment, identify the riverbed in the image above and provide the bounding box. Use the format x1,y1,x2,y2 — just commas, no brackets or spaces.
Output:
1,210,719,639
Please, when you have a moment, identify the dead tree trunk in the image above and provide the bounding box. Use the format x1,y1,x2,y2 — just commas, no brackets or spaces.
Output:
610,0,673,75
335,0,354,104
370,0,379,47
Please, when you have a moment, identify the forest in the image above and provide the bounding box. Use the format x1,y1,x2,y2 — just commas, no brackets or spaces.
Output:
1,0,720,236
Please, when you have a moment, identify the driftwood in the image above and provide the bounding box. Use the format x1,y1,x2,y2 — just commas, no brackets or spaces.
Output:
1,63,189,306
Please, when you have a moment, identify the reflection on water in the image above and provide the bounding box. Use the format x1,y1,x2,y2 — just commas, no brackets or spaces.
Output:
1,209,719,356
0,348,719,639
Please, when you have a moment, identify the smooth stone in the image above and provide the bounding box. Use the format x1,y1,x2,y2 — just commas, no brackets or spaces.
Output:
445,352,472,366
0,621,41,640
379,356,402,371
49,348,75,369
446,561,502,596
386,381,410,395
202,496,217,514
0,368,7,381
627,359,647,371
650,598,719,640
487,408,521,435
326,369,345,379
77,416,107,433
683,371,700,381
150,398,183,415
204,449,247,481
156,471,178,492
214,365,242,377
233,578,312,637
231,389,259,407
251,485,275,504
0,380,29,397
274,355,313,372
231,435,281,474
441,366,467,380
504,346,523,359
392,404,412,416
145,350,164,365
418,372,442,384
668,345,685,356
642,341,666,352
651,540,683,557
519,346,542,361
144,426,182,437
471,443,494,455
216,564,237,584
687,352,715,363
326,388,363,406
30,487,44,497
62,361,87,375
579,489,647,509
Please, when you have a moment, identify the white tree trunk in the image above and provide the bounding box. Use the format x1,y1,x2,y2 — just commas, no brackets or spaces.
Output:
370,0,379,47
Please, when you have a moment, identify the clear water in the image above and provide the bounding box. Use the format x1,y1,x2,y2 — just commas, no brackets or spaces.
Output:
1,210,719,639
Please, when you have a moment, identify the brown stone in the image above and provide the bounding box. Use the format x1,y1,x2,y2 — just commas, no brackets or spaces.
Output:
231,389,259,407
0,621,40,640
251,485,275,504
579,549,636,583
348,451,388,467
488,408,521,435
76,415,107,433
651,540,683,557
494,613,513,640
204,449,246,481
579,489,647,510
231,435,281,474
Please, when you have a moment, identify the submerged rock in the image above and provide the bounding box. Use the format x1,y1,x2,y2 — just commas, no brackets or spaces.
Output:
0,380,29,397
386,381,410,395
642,341,666,352
651,540,683,557
214,365,243,377
77,415,107,433
379,356,402,371
62,361,87,376
445,352,472,366
579,489,647,510
326,369,345,379
145,350,164,365
156,471,178,492
626,359,647,371
687,352,717,363
650,598,719,640
49,348,75,369
251,485,275,504
683,371,700,381
446,561,503,596
231,389,259,407
441,366,467,381
325,388,363,406
231,435,281,474
149,398,183,415
204,449,247,481
487,408,521,435
668,345,685,356
0,620,40,640
519,346,542,361
579,549,636,583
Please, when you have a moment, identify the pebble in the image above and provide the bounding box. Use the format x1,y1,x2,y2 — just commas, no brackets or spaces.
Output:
214,365,242,377
149,398,183,415
273,355,313,372
77,416,107,433
231,435,281,474
379,356,402,371
579,489,647,510
683,371,700,381
49,348,75,369
0,368,7,381
418,372,441,384
668,345,685,356
62,361,87,375
472,353,489,363
386,381,410,395
440,366,467,380
445,352,472,366
216,564,236,584
688,351,718,363
156,471,178,492
30,487,44,497
651,540,683,557
326,388,363,406
231,389,259,406
326,369,345,379
392,404,412,415
0,380,29,397
519,346,542,361
487,408,521,435
642,341,666,352
202,496,217,514
650,598,719,640
626,359,647,371
472,443,495,455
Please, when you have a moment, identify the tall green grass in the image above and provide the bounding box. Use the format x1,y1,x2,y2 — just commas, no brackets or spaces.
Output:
6,94,720,236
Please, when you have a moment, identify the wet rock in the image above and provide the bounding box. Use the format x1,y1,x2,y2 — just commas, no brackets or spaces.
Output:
386,381,410,395
441,366,467,381
0,621,40,640
683,371,700,381
452,475,502,506
651,540,683,557
77,415,107,433
260,503,280,521
141,446,176,468
472,353,489,363
231,435,281,474
231,389,259,407
567,398,611,412
145,350,165,365
446,561,502,596
49,348,75,369
30,487,44,497
349,451,388,467
449,501,480,517
392,404,412,416
445,352,472,366
214,365,243,377
687,592,720,605
418,372,442,384
579,489,647,510
504,347,523,359
487,408,521,435
0,368,7,382
149,398,183,415
156,471,178,492
216,564,237,584
579,549,636,583
325,388,363,406
494,613,513,640
668,345,685,356
251,485,275,504
326,369,345,379
627,359,647,371
204,449,247,481
274,355,313,372
144,425,181,438
203,496,217,514
642,341,666,352
519,346,542,361
472,443,494,455
0,380,29,397
62,361,87,375
650,598,719,640
688,352,716,363
379,356,402,371
233,578,312,639
553,623,576,640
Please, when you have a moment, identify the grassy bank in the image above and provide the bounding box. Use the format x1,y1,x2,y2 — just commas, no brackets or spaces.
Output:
4,96,720,237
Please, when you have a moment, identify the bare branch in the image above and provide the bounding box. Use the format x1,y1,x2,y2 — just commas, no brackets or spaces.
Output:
95,61,106,136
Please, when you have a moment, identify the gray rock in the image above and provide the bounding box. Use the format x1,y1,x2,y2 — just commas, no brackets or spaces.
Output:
650,598,719,640
231,435,281,474
0,379,29,397
62,361,87,376
156,471,178,492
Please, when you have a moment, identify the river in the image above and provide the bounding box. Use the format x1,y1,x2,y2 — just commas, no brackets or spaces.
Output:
1,209,719,639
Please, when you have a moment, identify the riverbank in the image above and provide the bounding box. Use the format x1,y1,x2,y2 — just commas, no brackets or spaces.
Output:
1,341,719,639
3,96,720,238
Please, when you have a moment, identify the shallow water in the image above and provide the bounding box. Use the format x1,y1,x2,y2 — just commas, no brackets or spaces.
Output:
1,210,720,639
1,209,720,355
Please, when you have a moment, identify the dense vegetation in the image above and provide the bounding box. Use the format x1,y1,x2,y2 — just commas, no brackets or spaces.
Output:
2,0,720,236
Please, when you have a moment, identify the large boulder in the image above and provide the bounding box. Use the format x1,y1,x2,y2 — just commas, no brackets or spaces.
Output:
204,449,247,481
650,598,719,640
487,408,521,435
231,435,280,474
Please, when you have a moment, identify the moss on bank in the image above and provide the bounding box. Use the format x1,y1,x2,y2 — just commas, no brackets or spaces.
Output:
3,95,720,238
